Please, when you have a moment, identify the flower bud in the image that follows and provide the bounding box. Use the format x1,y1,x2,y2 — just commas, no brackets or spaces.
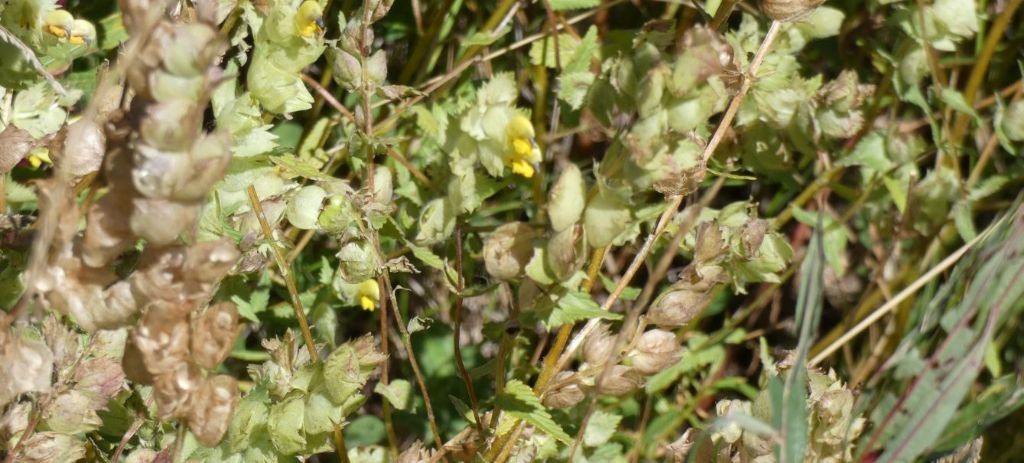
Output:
584,189,632,248
187,375,239,446
630,329,680,375
546,224,586,280
547,164,586,232
190,302,239,369
760,0,824,21
543,372,585,408
648,281,714,327
583,323,616,366
332,48,362,89
483,222,535,280
596,365,643,395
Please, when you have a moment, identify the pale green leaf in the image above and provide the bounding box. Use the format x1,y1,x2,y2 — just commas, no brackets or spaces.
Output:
583,410,622,447
495,380,572,444
549,0,600,10
546,291,623,328
267,395,306,455
374,379,412,410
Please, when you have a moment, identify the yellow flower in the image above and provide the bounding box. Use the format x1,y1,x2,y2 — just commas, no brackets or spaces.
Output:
356,279,380,311
506,114,541,178
69,19,96,46
295,1,326,38
27,148,52,169
43,10,74,39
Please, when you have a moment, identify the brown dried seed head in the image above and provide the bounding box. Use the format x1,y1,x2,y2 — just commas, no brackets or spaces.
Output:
647,282,713,328
183,239,240,284
153,362,202,419
483,222,535,280
631,329,681,375
190,302,240,369
542,372,585,409
187,375,240,447
131,308,191,378
583,323,616,366
760,0,825,21
596,365,643,395
694,222,727,264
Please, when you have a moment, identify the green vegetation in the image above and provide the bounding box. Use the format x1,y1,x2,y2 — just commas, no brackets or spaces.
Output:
2,0,1024,461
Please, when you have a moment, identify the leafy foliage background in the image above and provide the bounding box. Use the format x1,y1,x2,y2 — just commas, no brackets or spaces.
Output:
2,0,1024,461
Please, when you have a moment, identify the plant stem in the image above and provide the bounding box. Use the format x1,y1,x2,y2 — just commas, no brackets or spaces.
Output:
452,222,485,435
246,185,319,361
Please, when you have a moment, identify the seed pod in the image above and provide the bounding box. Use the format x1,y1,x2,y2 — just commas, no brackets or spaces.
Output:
130,308,191,378
0,126,36,174
414,198,455,245
693,222,727,265
57,119,105,177
546,224,586,280
183,239,239,285
547,164,586,232
187,375,240,446
584,189,632,248
648,280,713,328
153,362,202,419
372,167,393,204
630,329,680,375
337,239,381,282
483,222,536,280
583,323,616,366
596,365,643,395
543,372,585,408
366,50,388,86
739,219,770,258
760,0,824,21
190,302,239,369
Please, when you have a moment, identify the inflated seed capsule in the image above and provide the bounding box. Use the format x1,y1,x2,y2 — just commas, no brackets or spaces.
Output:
483,222,536,280
548,163,586,232
584,189,631,248
760,0,825,21
630,329,680,375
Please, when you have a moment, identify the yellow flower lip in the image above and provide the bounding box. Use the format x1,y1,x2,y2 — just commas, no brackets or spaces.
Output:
296,0,325,38
355,279,380,311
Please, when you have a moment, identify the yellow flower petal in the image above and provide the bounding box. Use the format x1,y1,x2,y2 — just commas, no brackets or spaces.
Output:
512,138,533,158
511,159,535,178
359,295,376,311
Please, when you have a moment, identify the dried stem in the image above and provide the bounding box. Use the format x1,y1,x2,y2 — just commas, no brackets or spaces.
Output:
452,222,485,435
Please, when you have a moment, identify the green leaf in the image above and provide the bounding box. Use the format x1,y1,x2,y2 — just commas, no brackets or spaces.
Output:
583,410,622,447
646,345,725,393
952,201,977,241
939,88,981,122
529,33,581,68
546,291,623,329
839,131,892,173
883,175,909,213
374,379,412,410
775,220,824,463
232,289,269,323
549,0,601,10
563,26,600,75
495,380,572,444
463,26,511,46
344,415,385,446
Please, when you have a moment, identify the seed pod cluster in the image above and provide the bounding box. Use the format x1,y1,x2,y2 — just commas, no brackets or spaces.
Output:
28,2,242,447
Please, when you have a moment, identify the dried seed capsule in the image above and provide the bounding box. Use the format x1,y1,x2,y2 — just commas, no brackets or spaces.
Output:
630,329,680,375
543,372,585,409
583,323,616,366
760,0,824,21
596,365,643,395
648,280,714,328
190,302,239,369
153,362,202,419
187,375,240,447
483,222,536,280
546,224,586,280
